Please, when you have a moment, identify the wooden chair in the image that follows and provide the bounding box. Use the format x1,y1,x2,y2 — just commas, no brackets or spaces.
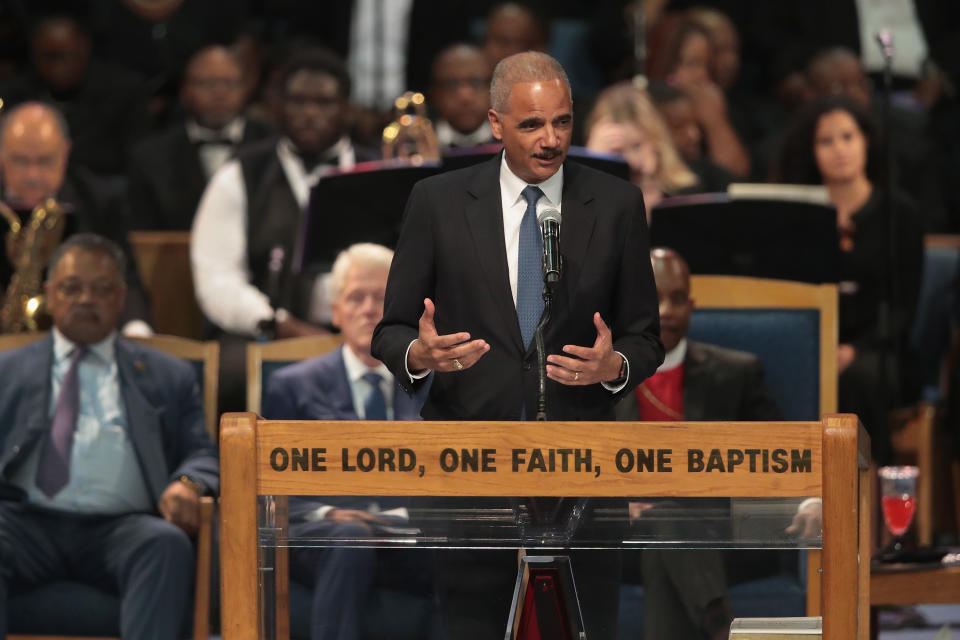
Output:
686,275,839,619
129,231,205,340
4,332,217,640
245,335,343,414
689,275,838,420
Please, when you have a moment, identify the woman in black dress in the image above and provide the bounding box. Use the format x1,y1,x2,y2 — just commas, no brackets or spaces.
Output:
776,96,924,465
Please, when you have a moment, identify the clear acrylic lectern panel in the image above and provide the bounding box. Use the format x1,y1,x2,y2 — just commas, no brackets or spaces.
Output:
220,415,869,640
256,495,821,550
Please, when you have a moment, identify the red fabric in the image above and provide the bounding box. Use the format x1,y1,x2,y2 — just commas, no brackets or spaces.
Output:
637,364,685,420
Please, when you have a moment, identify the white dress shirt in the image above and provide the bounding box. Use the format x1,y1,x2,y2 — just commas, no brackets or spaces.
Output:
186,117,246,178
656,338,687,373
11,329,153,514
342,344,395,420
856,0,928,76
191,137,356,335
348,0,413,110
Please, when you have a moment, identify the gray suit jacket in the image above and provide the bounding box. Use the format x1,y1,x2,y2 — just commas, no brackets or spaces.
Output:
0,335,219,505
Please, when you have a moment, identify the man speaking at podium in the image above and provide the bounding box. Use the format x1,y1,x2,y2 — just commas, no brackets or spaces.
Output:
372,52,663,639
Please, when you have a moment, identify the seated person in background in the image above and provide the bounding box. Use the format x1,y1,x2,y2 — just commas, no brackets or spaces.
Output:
191,47,377,411
774,95,924,465
126,45,274,231
804,47,944,231
0,233,219,640
585,82,700,211
482,2,549,67
0,13,151,179
429,44,496,151
263,242,430,640
0,101,151,334
616,247,782,640
649,81,736,192
648,17,751,178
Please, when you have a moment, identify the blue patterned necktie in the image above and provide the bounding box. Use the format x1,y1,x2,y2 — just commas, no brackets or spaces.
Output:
362,372,388,420
517,185,544,348
36,346,87,497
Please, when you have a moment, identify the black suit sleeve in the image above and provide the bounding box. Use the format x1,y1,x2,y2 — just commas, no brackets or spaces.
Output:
608,187,664,398
371,181,435,394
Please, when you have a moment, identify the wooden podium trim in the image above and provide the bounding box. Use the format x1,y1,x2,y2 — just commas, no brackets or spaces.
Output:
220,413,870,640
253,419,823,497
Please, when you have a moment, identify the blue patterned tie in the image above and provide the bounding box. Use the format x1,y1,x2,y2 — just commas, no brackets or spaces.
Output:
517,185,544,349
36,346,87,497
362,372,388,420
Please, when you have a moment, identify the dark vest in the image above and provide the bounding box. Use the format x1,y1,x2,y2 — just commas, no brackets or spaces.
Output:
238,139,307,317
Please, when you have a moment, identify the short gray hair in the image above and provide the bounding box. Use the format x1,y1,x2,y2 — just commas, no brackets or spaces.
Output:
326,243,394,302
490,51,571,112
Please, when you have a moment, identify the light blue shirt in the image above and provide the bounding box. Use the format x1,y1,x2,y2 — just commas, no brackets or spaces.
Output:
11,329,154,514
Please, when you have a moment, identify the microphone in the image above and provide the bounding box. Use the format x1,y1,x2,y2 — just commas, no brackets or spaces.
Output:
875,29,894,61
537,208,562,284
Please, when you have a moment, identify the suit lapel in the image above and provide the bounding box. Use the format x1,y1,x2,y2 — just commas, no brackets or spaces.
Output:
683,342,710,421
4,338,55,470
330,349,359,419
557,162,598,314
464,157,524,353
178,129,209,201
116,340,169,503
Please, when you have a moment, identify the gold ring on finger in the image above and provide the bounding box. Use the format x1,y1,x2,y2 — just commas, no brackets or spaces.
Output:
574,371,580,381
453,358,464,370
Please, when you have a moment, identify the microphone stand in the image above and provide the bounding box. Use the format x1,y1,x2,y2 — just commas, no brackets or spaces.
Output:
877,30,901,411
534,284,555,421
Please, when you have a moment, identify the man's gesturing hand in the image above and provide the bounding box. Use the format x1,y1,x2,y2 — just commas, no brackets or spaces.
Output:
546,312,622,385
407,298,489,373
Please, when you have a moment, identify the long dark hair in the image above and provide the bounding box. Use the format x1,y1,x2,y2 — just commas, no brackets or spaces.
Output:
773,96,882,185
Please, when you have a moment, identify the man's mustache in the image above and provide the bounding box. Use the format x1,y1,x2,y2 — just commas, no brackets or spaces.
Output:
533,148,563,160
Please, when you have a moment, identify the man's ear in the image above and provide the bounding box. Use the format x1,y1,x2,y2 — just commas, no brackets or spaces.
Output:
488,109,503,141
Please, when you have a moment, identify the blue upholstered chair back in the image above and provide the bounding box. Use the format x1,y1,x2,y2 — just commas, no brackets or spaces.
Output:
688,309,822,421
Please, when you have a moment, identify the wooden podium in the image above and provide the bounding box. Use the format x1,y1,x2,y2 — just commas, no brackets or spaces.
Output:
220,414,872,640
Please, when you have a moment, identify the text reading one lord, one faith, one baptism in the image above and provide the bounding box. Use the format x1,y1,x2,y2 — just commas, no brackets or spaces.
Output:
268,446,813,478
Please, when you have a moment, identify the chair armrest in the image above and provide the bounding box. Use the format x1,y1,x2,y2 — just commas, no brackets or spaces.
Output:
193,496,214,640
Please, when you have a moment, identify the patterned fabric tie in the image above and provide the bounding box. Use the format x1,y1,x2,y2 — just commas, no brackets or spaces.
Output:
362,372,388,420
517,185,545,349
36,346,87,497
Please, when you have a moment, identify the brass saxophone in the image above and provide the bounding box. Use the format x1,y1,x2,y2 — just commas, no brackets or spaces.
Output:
0,197,66,332
381,91,440,165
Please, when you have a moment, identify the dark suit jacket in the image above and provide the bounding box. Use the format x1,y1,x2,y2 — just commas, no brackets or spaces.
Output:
126,119,275,231
0,335,219,505
372,155,663,421
262,345,428,521
614,341,782,422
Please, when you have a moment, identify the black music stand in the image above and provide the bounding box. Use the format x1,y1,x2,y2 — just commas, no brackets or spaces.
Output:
294,161,441,275
650,192,841,284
